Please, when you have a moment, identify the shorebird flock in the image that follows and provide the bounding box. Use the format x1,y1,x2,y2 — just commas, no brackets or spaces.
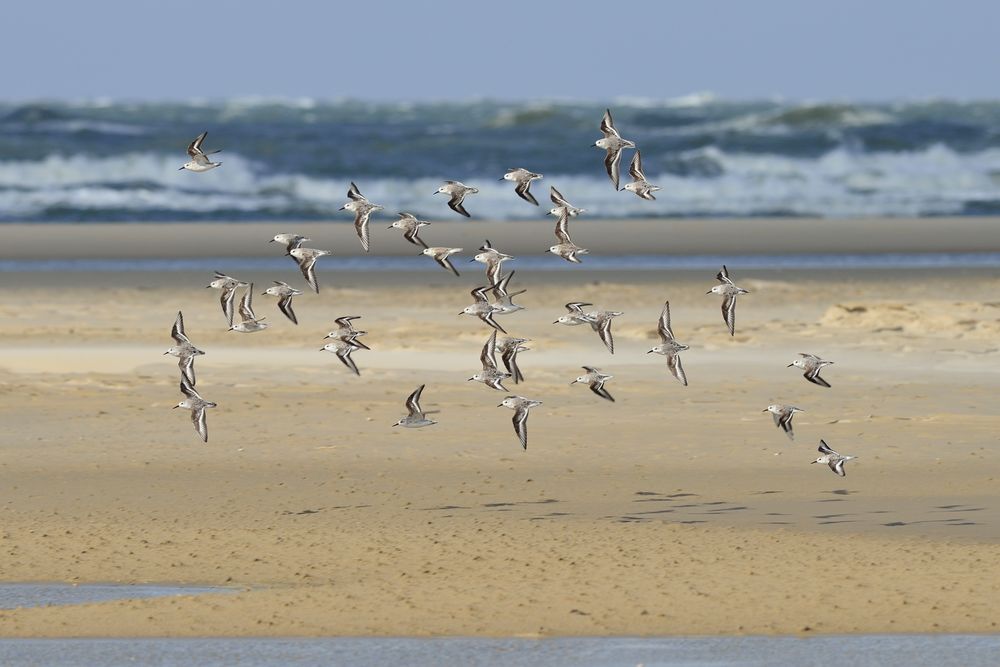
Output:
168,112,856,474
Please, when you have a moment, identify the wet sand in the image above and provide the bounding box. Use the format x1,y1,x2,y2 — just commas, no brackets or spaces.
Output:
0,219,998,637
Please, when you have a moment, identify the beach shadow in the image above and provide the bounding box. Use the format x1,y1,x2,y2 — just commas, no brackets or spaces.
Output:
422,505,470,511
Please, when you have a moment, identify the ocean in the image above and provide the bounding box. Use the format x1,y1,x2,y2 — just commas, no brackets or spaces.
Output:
2,97,999,223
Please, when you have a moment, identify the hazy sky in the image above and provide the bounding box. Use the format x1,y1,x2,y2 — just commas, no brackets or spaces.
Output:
6,0,998,101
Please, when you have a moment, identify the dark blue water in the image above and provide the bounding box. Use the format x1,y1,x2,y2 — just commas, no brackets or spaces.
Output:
0,583,227,610
0,635,998,667
2,98,1000,221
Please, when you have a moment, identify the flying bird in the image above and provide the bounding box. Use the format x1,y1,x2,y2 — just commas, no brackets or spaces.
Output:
173,377,216,442
163,311,204,386
594,109,635,189
706,265,750,336
179,131,222,172
339,182,384,253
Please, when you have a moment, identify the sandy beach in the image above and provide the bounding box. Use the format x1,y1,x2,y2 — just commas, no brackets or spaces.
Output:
0,218,998,637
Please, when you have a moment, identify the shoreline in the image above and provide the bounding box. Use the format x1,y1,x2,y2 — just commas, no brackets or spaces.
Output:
2,217,1000,260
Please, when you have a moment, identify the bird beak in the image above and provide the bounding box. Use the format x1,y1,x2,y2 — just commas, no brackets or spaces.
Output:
646,350,654,354
163,351,169,355
761,409,769,412
496,403,504,407
498,177,505,181
392,423,398,427
172,405,179,409
810,461,817,464
268,239,275,243
337,205,346,211
177,166,185,171
552,320,560,324
705,290,713,295
387,225,394,229
786,363,794,367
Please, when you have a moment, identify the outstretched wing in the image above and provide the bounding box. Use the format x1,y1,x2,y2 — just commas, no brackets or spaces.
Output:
480,330,499,371
347,181,366,202
818,440,836,456
550,186,571,208
629,150,645,182
171,311,189,345
666,353,688,386
657,301,674,342
716,265,733,285
721,294,737,336
405,385,425,417
590,380,615,402
600,108,620,139
554,210,573,244
277,295,298,325
512,407,530,450
187,131,208,158
448,193,471,217
604,148,623,190
514,180,538,206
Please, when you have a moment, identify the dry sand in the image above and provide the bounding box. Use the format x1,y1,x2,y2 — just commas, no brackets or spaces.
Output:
0,219,998,637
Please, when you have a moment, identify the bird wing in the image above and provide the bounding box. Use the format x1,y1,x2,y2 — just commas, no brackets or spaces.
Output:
435,254,460,276
192,405,209,442
716,265,733,285
355,211,371,253
550,186,571,208
657,301,674,342
514,180,538,206
818,440,836,456
590,380,615,402
337,347,360,376
347,181,366,202
277,295,298,325
171,311,189,345
238,284,256,321
600,108,620,139
512,407,530,450
629,150,645,182
187,131,208,158
597,317,616,354
405,385,425,417
297,255,320,293
554,210,573,244
180,377,201,400
721,294,737,336
448,193,471,217
666,352,688,386
604,148,623,190
480,330,499,371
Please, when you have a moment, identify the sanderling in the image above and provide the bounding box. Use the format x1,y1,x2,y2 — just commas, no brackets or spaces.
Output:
320,338,364,376
289,247,331,293
472,240,513,286
461,285,507,334
549,186,586,219
261,281,303,325
340,182,384,253
548,211,589,263
585,308,624,354
173,377,216,442
468,330,512,391
498,336,529,384
571,366,615,402
178,131,222,172
388,213,430,249
622,149,661,200
491,271,526,316
647,301,689,386
422,246,463,276
554,302,596,326
789,353,834,388
206,271,249,327
764,404,803,441
393,385,438,428
269,233,310,256
164,311,204,386
501,168,543,206
498,395,542,450
707,265,750,336
229,283,269,333
435,181,479,217
812,440,857,476
325,315,368,347
594,109,635,190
